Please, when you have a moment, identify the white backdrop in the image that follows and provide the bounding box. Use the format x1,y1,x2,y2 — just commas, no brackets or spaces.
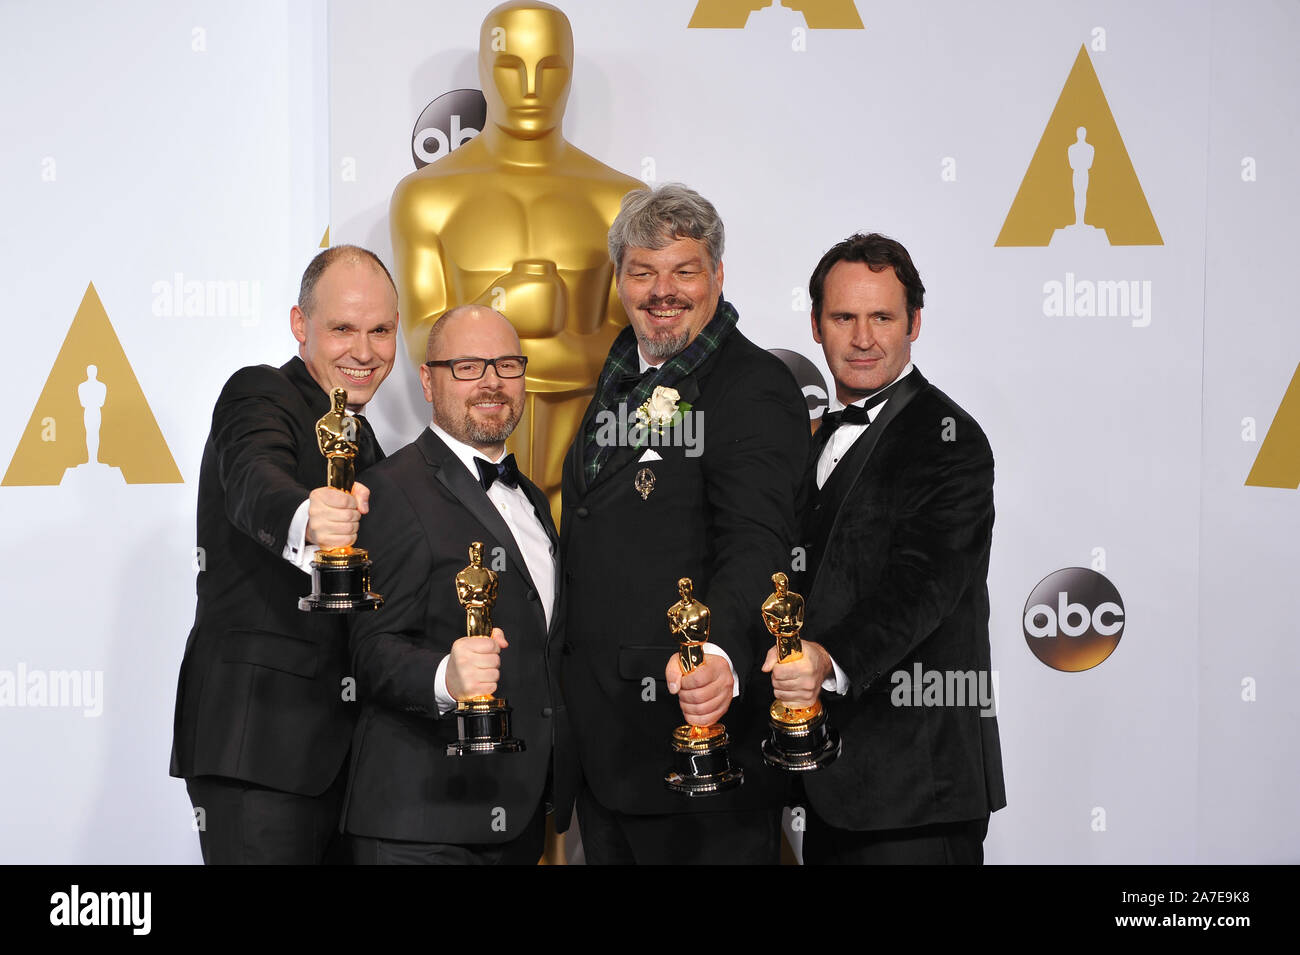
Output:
2,0,1296,863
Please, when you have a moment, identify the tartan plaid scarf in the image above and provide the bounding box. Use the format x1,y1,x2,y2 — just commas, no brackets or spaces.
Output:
583,297,739,482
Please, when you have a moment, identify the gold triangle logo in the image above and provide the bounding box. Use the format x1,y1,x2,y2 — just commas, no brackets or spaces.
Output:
319,226,330,248
3,283,183,486
996,45,1162,247
1246,362,1300,489
688,0,863,29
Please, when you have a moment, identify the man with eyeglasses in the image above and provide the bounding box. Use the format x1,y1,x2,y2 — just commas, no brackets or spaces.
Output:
341,304,571,863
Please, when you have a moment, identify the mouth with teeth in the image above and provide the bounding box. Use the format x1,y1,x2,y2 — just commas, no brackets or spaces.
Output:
338,366,377,384
468,392,511,414
641,300,691,324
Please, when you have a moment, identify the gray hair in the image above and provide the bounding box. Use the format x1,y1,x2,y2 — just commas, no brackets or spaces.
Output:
607,183,725,272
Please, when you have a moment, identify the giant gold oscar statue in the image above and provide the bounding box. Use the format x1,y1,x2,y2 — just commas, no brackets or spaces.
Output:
390,0,646,521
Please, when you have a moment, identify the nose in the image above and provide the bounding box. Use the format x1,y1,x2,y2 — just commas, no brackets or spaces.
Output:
351,332,374,364
651,271,676,299
523,62,539,98
850,318,876,350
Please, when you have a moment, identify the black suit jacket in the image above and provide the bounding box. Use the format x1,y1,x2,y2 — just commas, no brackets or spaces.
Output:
560,327,809,815
170,356,384,795
341,428,573,844
800,367,1007,831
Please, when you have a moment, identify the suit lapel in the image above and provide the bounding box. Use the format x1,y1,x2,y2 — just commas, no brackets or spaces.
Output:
586,369,705,492
518,476,562,639
416,429,541,600
808,369,928,602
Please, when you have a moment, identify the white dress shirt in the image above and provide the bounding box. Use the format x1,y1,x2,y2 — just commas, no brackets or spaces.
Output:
812,362,914,696
427,421,558,714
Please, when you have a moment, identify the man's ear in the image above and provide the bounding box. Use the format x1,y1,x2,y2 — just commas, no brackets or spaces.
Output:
290,305,308,345
419,362,435,403
810,309,823,345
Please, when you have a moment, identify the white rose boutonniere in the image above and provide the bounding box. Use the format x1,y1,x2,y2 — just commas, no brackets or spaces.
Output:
635,385,688,436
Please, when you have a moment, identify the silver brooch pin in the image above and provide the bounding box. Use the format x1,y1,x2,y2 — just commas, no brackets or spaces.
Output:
634,467,656,500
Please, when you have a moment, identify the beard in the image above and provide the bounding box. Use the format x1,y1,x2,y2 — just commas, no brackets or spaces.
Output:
637,326,692,362
634,297,695,361
436,389,517,446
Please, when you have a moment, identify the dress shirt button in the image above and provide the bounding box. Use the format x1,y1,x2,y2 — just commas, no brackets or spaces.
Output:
575,506,590,518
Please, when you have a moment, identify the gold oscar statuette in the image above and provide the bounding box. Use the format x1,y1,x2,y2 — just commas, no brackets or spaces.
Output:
389,1,647,522
298,387,383,613
663,577,743,795
760,572,841,770
447,542,524,756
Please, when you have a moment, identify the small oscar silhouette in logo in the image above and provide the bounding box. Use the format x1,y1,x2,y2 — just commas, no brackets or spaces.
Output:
298,387,382,613
663,577,743,795
447,542,524,756
761,572,841,771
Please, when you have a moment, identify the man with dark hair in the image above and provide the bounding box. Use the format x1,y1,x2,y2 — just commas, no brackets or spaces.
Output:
561,183,809,864
764,232,1006,864
171,245,398,864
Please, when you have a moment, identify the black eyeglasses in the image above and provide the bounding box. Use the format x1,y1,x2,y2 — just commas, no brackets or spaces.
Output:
424,355,529,380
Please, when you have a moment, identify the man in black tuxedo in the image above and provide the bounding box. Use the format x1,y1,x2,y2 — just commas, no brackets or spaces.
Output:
561,184,808,864
171,245,399,864
342,305,567,864
765,233,1006,864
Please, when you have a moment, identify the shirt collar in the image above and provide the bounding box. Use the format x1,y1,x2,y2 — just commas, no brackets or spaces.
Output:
826,361,914,414
428,420,507,481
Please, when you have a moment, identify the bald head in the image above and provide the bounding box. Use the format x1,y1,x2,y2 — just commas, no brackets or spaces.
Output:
420,305,526,456
425,305,521,362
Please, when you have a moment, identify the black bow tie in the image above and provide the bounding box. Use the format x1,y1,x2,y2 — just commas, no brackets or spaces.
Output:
818,378,904,441
475,453,520,491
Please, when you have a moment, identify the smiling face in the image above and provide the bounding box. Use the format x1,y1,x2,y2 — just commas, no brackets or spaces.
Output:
420,306,525,456
811,261,920,404
616,237,723,364
480,4,573,139
290,259,398,410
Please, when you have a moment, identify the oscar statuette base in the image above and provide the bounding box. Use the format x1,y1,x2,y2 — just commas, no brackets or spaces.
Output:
298,548,383,614
664,724,744,796
761,701,841,772
447,697,525,756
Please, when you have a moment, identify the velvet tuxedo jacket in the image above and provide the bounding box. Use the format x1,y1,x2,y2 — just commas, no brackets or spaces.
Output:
341,428,573,844
560,326,810,815
799,367,1007,831
170,356,384,795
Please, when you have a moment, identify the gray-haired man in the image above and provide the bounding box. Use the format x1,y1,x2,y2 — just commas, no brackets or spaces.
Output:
559,183,809,864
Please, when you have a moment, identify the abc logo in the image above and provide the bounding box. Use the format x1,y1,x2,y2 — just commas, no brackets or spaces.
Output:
411,89,487,169
768,349,829,421
1022,567,1125,672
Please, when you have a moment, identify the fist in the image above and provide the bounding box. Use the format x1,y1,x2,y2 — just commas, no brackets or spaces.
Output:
446,628,509,701
665,652,733,728
305,480,370,549
761,639,833,710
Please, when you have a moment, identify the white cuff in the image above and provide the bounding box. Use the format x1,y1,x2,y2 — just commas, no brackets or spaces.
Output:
824,655,849,696
700,644,741,698
281,498,318,574
434,655,457,715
